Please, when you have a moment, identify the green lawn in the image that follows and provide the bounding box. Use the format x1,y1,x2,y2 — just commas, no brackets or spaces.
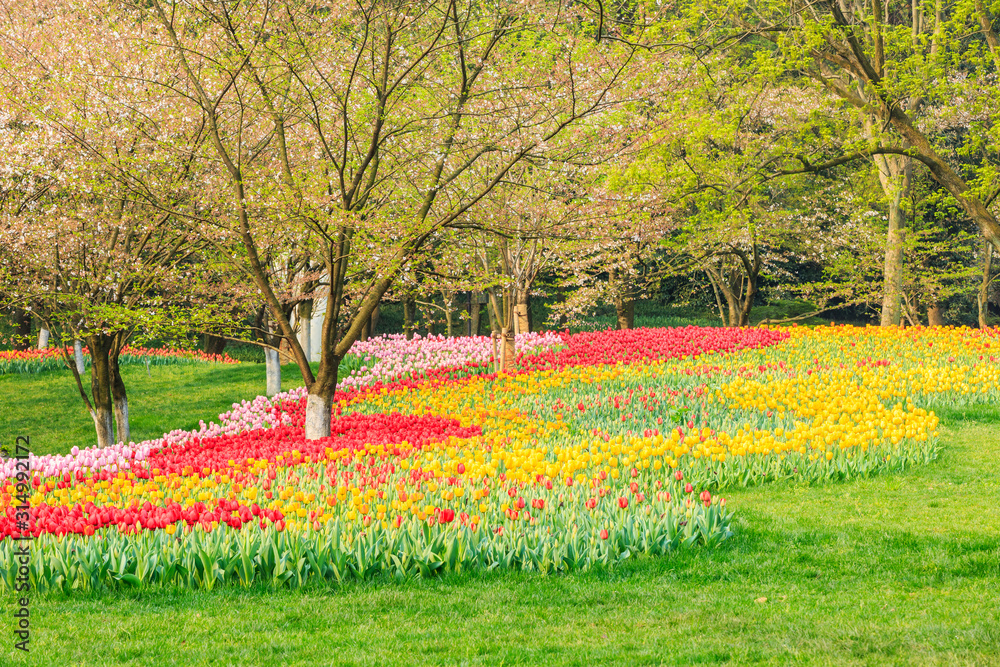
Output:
1,386,997,665
0,362,312,456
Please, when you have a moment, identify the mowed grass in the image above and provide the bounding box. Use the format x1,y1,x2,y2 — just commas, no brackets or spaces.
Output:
1,367,998,665
0,362,313,456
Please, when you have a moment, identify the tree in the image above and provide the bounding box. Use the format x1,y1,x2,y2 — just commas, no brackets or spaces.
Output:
136,0,647,438
0,4,242,446
672,0,1000,256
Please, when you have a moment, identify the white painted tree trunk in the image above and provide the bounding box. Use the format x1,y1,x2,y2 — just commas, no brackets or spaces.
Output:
265,348,281,396
304,393,332,440
37,327,50,349
73,340,86,374
91,408,114,449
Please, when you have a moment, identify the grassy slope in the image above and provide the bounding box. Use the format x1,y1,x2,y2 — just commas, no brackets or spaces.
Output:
0,404,995,665
0,363,312,457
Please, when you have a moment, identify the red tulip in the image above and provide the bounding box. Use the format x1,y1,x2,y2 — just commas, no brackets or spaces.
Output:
685,483,693,493
600,529,609,540
618,497,628,509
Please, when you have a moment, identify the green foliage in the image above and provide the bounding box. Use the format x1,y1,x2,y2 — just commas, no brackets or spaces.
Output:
0,502,733,594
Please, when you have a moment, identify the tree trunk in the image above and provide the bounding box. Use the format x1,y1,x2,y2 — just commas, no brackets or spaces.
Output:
874,153,910,327
111,364,129,445
403,297,415,340
514,290,531,334
487,288,514,371
880,199,906,326
304,356,340,440
614,295,634,330
708,273,727,326
264,315,282,396
501,329,516,371
298,300,313,360
108,332,130,445
927,302,944,326
360,317,370,342
11,309,31,350
726,294,739,327
470,299,481,336
278,336,293,365
487,294,499,334
979,241,994,329
369,303,380,339
737,271,757,327
37,327,50,349
265,347,282,396
87,333,116,449
202,334,228,356
73,340,86,374
737,298,753,327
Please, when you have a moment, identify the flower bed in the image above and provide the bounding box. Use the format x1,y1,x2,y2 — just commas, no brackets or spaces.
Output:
0,345,239,375
338,331,563,388
3,325,998,593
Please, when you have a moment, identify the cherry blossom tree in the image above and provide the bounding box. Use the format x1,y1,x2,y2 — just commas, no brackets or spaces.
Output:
132,0,651,438
0,3,246,447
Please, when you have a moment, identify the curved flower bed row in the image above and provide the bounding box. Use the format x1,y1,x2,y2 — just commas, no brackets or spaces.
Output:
0,345,239,375
3,325,998,593
339,331,563,389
